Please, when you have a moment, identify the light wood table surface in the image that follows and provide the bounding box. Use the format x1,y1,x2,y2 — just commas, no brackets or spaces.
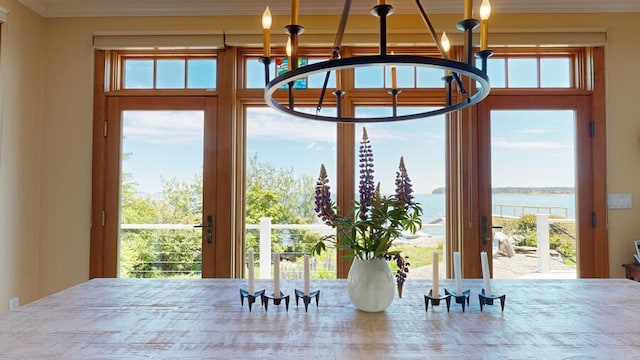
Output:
0,278,639,359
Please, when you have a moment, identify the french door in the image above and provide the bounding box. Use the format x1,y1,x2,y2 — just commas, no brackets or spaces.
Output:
478,94,605,278
98,96,217,278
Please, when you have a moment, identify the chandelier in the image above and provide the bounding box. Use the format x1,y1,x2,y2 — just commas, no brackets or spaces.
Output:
260,0,493,123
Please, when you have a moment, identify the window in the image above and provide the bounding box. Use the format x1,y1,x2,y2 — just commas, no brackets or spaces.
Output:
487,52,575,88
119,52,217,90
93,46,606,281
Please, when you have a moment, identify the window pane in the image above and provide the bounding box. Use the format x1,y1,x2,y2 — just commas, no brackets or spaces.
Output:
487,58,506,88
355,65,384,88
157,60,185,89
354,108,447,279
490,110,577,278
187,59,216,89
507,58,538,88
385,65,414,88
307,58,336,89
124,59,154,89
245,107,337,280
120,110,204,278
277,58,307,89
355,106,393,119
417,67,446,88
540,58,571,88
246,58,276,89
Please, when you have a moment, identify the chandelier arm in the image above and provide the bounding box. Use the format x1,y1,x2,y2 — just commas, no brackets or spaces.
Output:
316,71,331,112
315,0,351,114
414,0,446,58
414,0,466,94
333,0,352,50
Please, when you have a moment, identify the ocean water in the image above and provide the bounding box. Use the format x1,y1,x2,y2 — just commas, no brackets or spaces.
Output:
413,193,576,235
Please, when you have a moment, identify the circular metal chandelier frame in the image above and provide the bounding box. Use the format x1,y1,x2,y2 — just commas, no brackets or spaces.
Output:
264,54,490,123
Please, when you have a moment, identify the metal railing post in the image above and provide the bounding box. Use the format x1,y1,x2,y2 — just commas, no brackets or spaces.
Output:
536,213,550,272
259,217,273,279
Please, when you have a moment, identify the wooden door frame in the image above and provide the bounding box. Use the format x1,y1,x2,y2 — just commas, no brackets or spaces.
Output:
92,96,218,278
476,94,607,278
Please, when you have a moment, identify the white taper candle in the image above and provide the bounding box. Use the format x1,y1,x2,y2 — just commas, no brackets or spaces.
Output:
453,251,462,294
274,253,280,298
432,251,439,297
248,250,255,294
303,254,310,296
481,251,492,297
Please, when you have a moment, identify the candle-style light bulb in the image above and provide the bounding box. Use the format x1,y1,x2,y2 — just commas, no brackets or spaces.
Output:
262,6,272,58
286,37,292,71
441,32,450,56
480,0,492,20
480,0,491,50
441,32,451,76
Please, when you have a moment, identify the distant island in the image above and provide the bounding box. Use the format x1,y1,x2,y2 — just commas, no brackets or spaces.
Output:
431,186,575,195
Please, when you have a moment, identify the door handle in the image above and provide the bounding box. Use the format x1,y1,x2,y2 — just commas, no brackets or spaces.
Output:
482,215,490,246
194,215,214,244
205,215,213,244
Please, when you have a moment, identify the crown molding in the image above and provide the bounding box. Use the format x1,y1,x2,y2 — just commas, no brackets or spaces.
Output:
17,0,640,18
17,0,46,16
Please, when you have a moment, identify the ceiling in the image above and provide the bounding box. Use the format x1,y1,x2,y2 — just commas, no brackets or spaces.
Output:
17,0,640,18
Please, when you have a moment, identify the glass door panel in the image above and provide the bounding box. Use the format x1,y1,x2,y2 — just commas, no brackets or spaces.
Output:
245,106,337,281
119,110,205,278
490,110,577,279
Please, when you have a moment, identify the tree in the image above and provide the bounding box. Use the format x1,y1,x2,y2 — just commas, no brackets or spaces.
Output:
120,153,203,278
121,153,324,277
245,154,320,255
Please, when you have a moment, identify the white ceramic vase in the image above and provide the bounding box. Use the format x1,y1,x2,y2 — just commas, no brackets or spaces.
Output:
347,257,395,312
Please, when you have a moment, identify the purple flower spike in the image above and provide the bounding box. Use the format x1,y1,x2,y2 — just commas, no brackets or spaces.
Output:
314,164,337,226
395,156,414,208
358,127,376,220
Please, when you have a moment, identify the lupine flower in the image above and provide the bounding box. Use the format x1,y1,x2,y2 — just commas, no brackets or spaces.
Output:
314,164,337,226
394,156,414,209
358,127,375,220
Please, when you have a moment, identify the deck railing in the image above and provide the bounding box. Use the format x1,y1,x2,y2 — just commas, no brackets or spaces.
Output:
493,203,569,218
120,214,574,278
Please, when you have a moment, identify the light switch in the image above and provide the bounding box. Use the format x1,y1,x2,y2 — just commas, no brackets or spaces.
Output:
608,193,632,209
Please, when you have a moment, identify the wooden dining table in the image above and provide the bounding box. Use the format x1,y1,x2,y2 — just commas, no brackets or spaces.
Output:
0,278,639,359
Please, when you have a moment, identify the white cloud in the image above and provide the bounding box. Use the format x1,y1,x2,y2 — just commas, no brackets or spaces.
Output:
515,128,550,135
123,111,203,145
492,137,570,150
246,107,336,144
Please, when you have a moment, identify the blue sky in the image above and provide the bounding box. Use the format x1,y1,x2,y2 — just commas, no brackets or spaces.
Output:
122,107,575,196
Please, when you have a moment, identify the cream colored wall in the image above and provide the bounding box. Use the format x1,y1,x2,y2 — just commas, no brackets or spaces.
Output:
29,11,640,301
0,0,44,313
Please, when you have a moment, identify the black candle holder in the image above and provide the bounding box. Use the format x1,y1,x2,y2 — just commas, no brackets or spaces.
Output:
239,288,265,312
478,289,506,312
475,50,494,75
444,288,471,312
259,56,272,87
456,18,480,66
294,289,320,312
261,291,290,312
334,90,345,120
388,88,402,117
424,289,452,312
